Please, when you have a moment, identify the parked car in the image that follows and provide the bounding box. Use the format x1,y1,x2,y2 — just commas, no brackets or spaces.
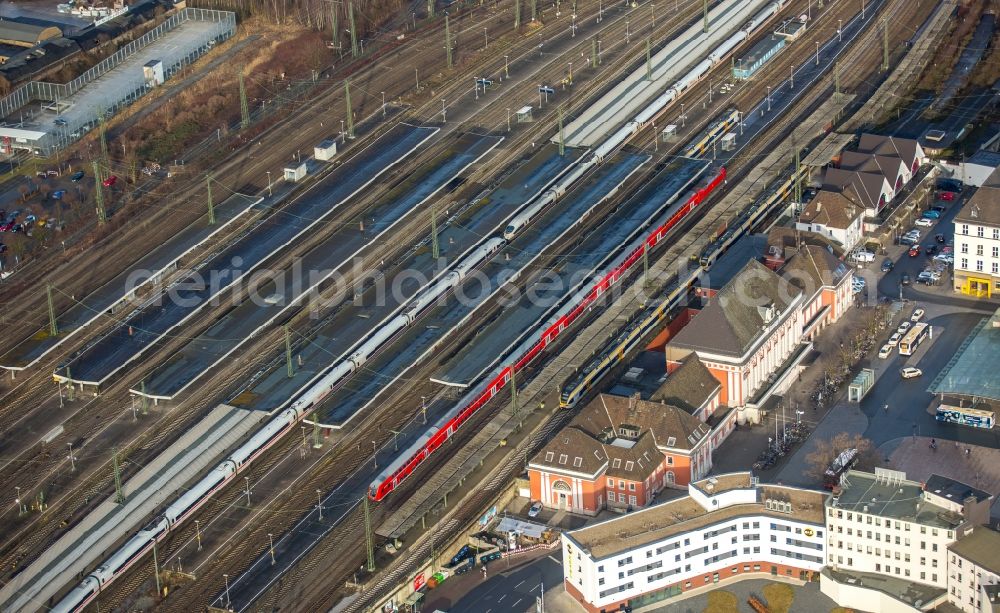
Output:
901,273,911,285
850,249,875,263
937,178,962,192
917,271,935,284
925,244,938,256
51,190,65,200
914,218,934,227
935,233,946,243
101,175,118,188
480,551,503,565
911,308,925,322
908,246,921,257
899,235,918,246
900,367,923,379
449,545,472,567
528,501,543,518
888,333,902,346
922,210,941,219
931,204,947,213
881,258,894,272
939,191,957,201
24,214,36,225
878,344,893,359
70,170,85,182
897,321,912,335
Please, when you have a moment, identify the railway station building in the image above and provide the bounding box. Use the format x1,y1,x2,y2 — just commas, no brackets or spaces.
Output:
665,260,807,422
527,393,712,516
561,473,827,613
780,245,854,341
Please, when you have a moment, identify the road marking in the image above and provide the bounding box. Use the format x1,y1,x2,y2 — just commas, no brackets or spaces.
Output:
498,594,506,602
513,598,522,608
515,579,525,589
547,555,560,564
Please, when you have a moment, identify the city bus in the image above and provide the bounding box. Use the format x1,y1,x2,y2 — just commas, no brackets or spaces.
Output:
935,406,995,429
899,322,930,356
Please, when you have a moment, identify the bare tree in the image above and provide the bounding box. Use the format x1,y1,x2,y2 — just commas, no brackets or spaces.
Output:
804,432,882,480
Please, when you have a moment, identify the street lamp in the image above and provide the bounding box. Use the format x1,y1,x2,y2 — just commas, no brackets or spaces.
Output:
484,27,488,48
316,489,323,520
223,574,231,610
815,41,820,66
504,55,510,77
441,99,447,123
766,86,771,112
266,171,272,197
381,91,386,117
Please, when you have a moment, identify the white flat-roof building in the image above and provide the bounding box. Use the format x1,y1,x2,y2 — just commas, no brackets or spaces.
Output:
821,470,992,611
560,473,827,612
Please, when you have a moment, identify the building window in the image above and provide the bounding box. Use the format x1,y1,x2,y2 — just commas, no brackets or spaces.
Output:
619,493,626,503
629,483,636,492
573,457,582,468
977,260,984,272
978,244,984,256
993,246,999,258
666,456,674,465
625,461,634,471
961,258,968,269
994,228,999,240
993,263,998,274
544,452,554,462
629,495,637,506
558,454,567,465
607,478,614,488
612,459,621,469
619,480,625,489
978,226,985,237
962,224,969,235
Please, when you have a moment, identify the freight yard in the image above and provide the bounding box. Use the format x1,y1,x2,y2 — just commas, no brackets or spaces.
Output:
0,0,996,612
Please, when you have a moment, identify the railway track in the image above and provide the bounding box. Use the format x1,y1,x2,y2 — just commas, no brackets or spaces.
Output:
246,0,933,610
0,2,716,608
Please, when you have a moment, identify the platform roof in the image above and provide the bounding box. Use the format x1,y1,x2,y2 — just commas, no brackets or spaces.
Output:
930,308,1000,402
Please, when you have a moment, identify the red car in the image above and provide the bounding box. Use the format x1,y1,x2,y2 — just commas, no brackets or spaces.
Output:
102,175,118,188
908,246,921,257
939,191,956,201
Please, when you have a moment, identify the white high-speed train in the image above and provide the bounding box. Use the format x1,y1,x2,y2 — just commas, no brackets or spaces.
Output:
44,238,505,613
46,1,791,609
502,0,787,240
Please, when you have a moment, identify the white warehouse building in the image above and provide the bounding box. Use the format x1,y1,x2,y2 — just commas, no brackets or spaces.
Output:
560,473,827,612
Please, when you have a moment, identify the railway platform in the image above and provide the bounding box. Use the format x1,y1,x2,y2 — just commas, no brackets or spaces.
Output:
0,404,259,611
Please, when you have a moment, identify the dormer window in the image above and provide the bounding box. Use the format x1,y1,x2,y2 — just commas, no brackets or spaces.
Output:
559,454,568,465
545,452,554,462
625,461,634,471
666,436,677,447
612,458,622,468
573,457,583,468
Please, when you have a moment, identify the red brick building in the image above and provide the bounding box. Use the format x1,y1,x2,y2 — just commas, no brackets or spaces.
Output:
528,394,712,516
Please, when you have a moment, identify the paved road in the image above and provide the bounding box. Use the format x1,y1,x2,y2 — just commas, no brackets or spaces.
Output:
425,549,563,613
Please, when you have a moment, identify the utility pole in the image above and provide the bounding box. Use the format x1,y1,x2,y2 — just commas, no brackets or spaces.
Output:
66,367,74,402
348,1,358,57
703,0,708,33
98,112,108,165
345,79,354,139
591,37,597,68
642,243,649,284
428,0,434,18
195,520,202,550
140,379,148,415
510,368,518,416
531,0,536,22
206,173,215,225
558,106,565,156
445,14,452,68
47,284,58,337
153,540,161,596
431,207,440,259
882,18,889,72
645,37,652,81
312,411,322,448
514,0,520,29
285,325,294,378
239,72,249,129
92,160,106,224
113,447,124,504
792,139,801,204
834,61,840,98
330,0,339,48
364,496,375,572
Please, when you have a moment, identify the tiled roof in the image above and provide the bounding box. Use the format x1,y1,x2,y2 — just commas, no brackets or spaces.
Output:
651,356,721,415
798,190,864,229
949,526,1000,574
856,133,922,169
955,168,1000,226
671,260,801,357
822,167,890,210
838,151,906,181
529,394,711,479
781,245,851,294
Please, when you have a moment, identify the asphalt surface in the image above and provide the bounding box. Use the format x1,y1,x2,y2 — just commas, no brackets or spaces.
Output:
139,132,502,399
229,144,586,413
0,191,257,369
314,150,652,424
55,123,436,386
